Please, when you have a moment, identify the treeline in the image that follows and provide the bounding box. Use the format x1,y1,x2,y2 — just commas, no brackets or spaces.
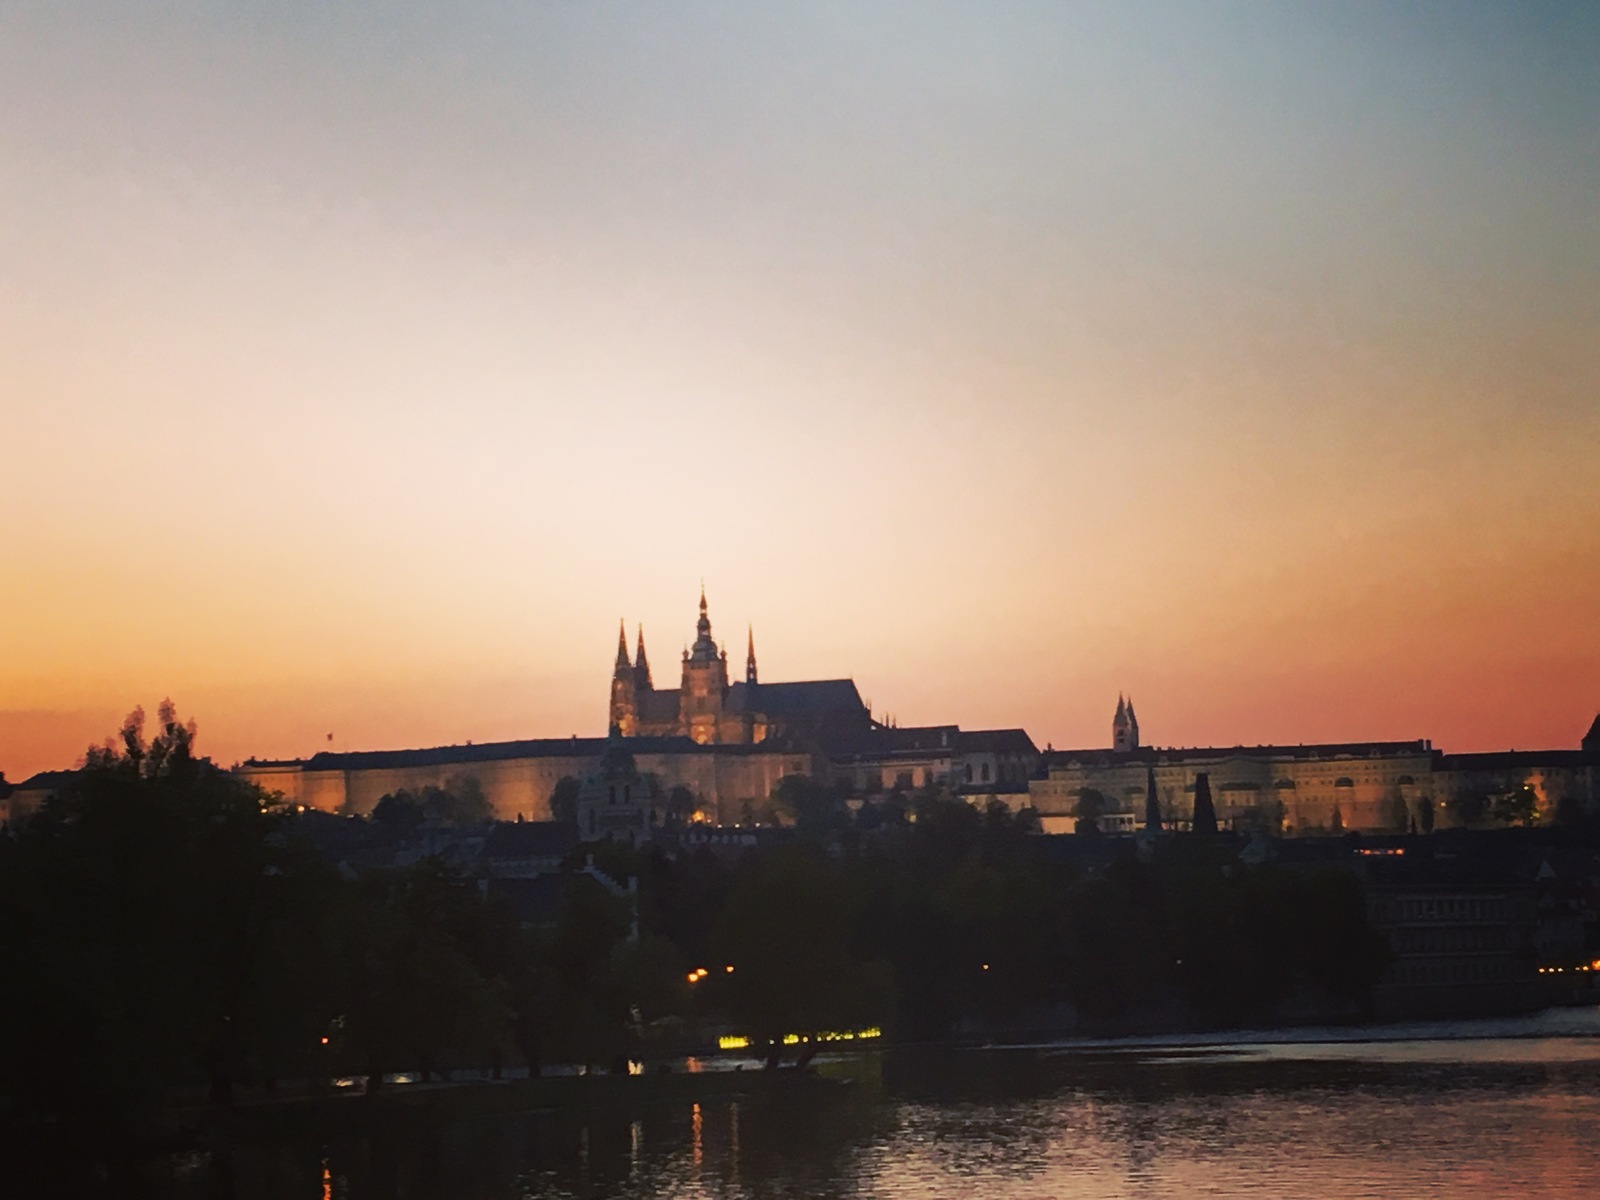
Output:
0,708,656,1142
0,707,1390,1144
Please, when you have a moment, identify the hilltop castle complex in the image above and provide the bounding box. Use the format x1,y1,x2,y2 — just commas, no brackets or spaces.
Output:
9,589,1592,839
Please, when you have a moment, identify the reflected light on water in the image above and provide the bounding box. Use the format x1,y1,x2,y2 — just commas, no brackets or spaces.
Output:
168,1037,1600,1199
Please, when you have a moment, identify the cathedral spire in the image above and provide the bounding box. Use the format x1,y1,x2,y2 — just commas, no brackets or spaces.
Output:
690,586,717,662
635,625,652,689
746,625,758,685
615,619,631,673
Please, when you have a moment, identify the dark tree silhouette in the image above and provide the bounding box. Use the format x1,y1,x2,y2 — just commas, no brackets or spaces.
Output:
1191,773,1219,835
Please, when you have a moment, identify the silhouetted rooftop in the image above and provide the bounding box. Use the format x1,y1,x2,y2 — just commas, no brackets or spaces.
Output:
1438,750,1596,770
1045,741,1434,767
297,734,802,773
957,729,1039,756
725,679,867,719
12,769,78,792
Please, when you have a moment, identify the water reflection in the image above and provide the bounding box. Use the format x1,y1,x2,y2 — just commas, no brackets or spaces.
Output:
137,1038,1600,1199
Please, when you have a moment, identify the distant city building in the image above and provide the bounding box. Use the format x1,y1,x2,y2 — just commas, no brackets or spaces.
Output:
226,590,1037,827
15,602,1594,842
1027,700,1600,836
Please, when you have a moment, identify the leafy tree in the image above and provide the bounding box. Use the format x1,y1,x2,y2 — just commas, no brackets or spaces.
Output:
370,780,490,828
1417,795,1435,834
714,846,893,1068
371,788,427,829
1074,788,1109,835
1386,793,1410,833
1492,786,1538,827
325,862,511,1088
665,784,698,825
549,776,581,824
1453,790,1489,827
768,774,847,835
0,703,304,1131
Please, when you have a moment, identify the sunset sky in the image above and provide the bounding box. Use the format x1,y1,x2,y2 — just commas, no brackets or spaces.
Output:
3,2,1597,782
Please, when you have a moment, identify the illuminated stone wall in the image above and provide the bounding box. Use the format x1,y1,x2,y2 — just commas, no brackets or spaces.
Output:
1030,745,1438,834
236,744,817,825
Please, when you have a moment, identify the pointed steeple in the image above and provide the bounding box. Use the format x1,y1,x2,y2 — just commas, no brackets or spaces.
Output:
746,625,758,684
1144,763,1162,833
615,619,631,673
635,625,652,689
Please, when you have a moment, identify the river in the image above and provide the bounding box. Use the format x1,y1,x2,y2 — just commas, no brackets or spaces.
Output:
152,1016,1600,1199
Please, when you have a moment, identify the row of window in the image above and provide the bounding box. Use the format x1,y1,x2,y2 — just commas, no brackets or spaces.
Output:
1388,959,1514,987
1376,897,1510,923
1390,928,1510,954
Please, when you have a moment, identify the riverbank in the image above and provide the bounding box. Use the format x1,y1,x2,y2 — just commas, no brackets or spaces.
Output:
991,1004,1600,1054
170,1062,850,1146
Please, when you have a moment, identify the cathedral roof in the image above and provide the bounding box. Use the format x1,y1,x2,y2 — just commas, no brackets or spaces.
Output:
635,688,682,724
1585,713,1600,753
724,679,866,718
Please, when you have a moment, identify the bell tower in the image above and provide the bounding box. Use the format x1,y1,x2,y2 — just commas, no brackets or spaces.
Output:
1113,693,1140,753
679,587,729,744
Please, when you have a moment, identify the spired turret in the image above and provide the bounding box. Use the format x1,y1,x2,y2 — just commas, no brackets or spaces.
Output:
746,625,758,685
634,626,653,690
610,619,639,736
689,585,719,664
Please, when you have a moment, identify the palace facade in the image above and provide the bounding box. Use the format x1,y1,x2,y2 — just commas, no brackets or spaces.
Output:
1026,706,1600,835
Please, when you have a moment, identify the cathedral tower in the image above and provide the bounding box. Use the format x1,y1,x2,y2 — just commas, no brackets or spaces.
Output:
746,625,758,685
679,587,730,744
610,620,638,736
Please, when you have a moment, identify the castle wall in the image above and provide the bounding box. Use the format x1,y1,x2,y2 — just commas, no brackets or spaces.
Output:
237,744,815,826
1031,747,1437,834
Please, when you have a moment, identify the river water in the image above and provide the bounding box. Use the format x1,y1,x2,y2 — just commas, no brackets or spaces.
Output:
163,1023,1600,1199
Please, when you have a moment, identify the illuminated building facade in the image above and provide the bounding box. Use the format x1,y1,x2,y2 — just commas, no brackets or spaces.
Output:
609,589,873,749
1027,703,1600,835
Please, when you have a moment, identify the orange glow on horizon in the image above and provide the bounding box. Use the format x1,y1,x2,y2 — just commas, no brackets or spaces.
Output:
2,6,1596,782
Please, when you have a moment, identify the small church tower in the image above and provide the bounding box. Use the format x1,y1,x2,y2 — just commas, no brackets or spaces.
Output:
610,620,638,736
746,625,758,685
1113,694,1140,753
